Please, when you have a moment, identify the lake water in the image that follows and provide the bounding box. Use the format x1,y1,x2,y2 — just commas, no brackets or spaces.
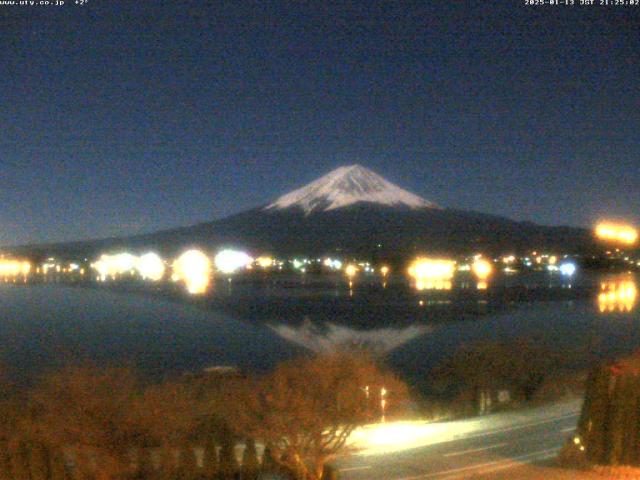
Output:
0,272,637,386
0,284,302,382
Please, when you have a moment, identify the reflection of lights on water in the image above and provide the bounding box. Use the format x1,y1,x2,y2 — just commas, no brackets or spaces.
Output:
595,223,638,245
477,281,488,290
214,249,253,274
345,264,358,291
598,279,637,313
173,249,212,294
345,264,358,285
380,265,389,288
408,258,455,291
415,279,452,291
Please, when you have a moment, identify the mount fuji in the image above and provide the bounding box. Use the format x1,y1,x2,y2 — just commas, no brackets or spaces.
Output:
265,164,436,214
12,165,594,259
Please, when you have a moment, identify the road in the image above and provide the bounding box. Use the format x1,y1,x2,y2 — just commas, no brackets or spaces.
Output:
337,400,582,480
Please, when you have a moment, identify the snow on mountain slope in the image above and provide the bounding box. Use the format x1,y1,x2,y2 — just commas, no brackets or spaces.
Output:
265,164,437,214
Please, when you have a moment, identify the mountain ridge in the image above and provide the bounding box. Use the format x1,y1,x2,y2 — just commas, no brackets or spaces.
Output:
2,165,597,259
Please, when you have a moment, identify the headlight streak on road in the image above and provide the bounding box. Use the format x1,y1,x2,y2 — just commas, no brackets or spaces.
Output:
341,406,580,480
348,410,579,457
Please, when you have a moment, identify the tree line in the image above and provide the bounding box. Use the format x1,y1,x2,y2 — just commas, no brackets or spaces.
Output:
0,351,409,480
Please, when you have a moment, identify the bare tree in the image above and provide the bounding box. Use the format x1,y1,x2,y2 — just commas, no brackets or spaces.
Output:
432,338,559,405
28,366,143,479
242,350,409,480
132,377,198,447
28,366,196,480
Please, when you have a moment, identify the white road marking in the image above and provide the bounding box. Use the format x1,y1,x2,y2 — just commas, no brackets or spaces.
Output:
443,442,507,457
339,466,372,472
453,412,579,442
469,449,559,478
561,426,576,433
400,446,562,480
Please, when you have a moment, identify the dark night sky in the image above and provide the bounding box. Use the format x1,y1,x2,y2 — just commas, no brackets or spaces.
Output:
1,1,638,245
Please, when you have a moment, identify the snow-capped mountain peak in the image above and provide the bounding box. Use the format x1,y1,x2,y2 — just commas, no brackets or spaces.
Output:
266,164,437,214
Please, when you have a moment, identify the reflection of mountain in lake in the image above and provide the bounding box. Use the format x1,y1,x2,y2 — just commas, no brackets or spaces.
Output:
269,317,432,354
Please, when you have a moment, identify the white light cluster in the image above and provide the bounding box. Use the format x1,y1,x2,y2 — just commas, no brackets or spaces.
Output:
291,258,311,271
255,256,274,268
323,258,343,270
0,259,31,278
92,253,134,280
358,262,374,273
172,249,212,294
559,262,577,277
214,249,253,274
92,252,166,282
407,258,456,291
471,259,493,280
137,253,166,281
